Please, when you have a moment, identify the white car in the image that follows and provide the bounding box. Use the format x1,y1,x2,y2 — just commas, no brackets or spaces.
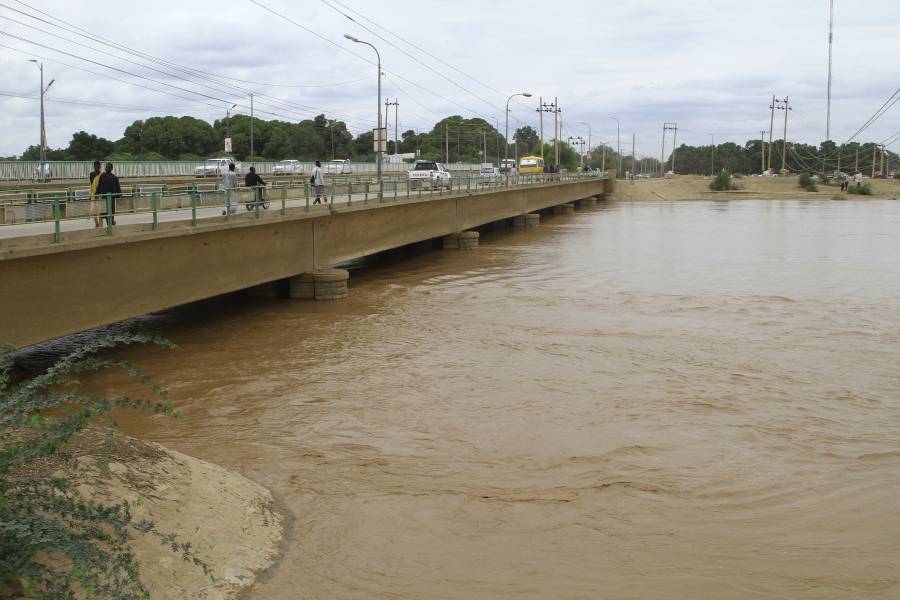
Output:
407,160,452,189
195,157,240,177
479,165,501,185
325,158,352,174
273,160,303,175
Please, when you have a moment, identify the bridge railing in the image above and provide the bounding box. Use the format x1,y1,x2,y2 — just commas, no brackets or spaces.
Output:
0,171,606,243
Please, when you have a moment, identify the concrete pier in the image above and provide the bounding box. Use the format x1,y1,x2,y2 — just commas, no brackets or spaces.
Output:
442,230,479,250
513,213,540,228
289,269,349,300
553,204,576,214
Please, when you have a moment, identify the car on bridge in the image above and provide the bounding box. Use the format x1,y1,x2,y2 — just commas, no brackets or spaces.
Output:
325,158,352,174
195,157,241,177
408,160,452,190
273,160,304,175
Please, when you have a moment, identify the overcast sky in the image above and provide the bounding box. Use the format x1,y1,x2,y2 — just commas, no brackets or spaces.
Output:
1,0,897,158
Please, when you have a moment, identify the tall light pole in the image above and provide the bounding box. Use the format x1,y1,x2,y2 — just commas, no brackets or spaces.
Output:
345,34,382,186
826,0,834,141
505,92,532,165
609,116,620,178
577,121,592,166
226,103,237,151
29,60,54,168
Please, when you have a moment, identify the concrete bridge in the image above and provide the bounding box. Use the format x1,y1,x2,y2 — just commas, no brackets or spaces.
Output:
0,175,613,349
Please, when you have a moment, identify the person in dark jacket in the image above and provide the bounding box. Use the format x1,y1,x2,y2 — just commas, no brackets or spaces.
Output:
95,162,122,226
244,166,267,205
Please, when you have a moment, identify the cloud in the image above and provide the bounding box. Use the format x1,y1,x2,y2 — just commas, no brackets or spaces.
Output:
0,0,897,157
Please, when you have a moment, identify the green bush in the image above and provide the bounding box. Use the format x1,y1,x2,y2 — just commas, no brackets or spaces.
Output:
849,182,873,196
798,173,818,192
0,334,209,599
709,170,736,191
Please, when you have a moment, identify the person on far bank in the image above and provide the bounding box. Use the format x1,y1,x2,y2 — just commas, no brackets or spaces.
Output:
88,160,103,227
853,171,863,190
222,162,237,215
95,162,122,226
244,166,267,204
312,160,327,205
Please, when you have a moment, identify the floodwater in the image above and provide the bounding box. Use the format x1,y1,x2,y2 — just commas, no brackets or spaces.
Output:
87,199,900,598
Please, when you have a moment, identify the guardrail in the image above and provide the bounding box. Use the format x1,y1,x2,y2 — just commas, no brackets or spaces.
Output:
0,172,605,243
0,160,486,181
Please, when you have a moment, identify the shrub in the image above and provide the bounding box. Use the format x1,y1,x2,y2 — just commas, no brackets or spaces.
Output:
849,182,873,196
709,170,736,191
0,334,209,599
798,173,818,192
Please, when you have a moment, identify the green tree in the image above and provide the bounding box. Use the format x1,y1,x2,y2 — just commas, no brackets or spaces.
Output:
67,131,115,161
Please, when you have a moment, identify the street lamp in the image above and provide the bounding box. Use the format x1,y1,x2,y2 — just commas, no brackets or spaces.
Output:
345,34,382,187
28,60,54,171
608,116,620,178
505,92,532,166
226,103,237,151
577,121,592,167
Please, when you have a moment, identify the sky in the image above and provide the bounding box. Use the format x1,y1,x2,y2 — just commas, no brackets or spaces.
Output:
1,0,898,159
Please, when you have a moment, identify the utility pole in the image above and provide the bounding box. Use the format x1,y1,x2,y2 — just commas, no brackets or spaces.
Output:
28,60,54,172
482,130,487,163
880,144,886,177
711,134,715,175
554,97,560,168
768,95,778,173
760,130,766,174
328,120,335,159
872,144,877,178
780,96,791,173
601,144,606,173
538,96,544,160
826,0,834,141
855,145,859,174
662,122,677,173
631,132,636,183
660,124,666,174
393,100,399,155
250,92,254,164
538,99,559,164
837,143,843,175
226,103,237,151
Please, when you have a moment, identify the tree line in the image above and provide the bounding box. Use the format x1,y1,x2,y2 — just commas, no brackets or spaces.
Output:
9,113,598,171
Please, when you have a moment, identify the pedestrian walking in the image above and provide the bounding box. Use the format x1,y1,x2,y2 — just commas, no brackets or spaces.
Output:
95,162,122,226
853,171,863,190
88,160,103,227
312,160,327,205
222,162,238,214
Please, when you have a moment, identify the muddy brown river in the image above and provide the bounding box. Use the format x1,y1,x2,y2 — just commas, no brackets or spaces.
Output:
63,199,900,598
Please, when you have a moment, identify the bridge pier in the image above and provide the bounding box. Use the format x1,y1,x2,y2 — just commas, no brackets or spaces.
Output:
442,230,479,250
513,213,540,228
289,268,349,300
553,203,576,214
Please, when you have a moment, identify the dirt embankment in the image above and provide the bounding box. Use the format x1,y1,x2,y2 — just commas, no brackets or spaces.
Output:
611,175,900,201
56,430,284,600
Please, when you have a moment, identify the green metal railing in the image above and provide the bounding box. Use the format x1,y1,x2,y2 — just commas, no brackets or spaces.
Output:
0,172,605,243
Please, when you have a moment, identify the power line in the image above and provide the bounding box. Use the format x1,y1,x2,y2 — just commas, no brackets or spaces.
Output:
844,87,900,144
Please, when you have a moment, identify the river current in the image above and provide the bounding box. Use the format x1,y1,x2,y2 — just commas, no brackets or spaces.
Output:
99,199,900,598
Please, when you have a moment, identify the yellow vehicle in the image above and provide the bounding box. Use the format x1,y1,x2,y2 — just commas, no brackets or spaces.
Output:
518,155,545,174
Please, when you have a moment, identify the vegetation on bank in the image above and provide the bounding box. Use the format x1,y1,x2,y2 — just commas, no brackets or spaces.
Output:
0,334,209,599
709,170,739,191
798,172,818,192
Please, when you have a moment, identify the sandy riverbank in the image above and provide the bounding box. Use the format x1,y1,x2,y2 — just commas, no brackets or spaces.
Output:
611,174,900,201
54,429,284,600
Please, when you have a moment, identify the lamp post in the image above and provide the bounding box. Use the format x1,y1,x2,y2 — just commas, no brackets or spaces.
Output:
226,103,237,151
505,92,532,166
345,34,382,186
577,121,592,167
609,116,620,178
28,60,54,170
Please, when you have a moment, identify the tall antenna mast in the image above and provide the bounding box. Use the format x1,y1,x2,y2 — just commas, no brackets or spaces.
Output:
826,0,834,141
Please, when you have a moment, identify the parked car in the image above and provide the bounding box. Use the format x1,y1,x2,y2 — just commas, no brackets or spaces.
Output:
407,160,452,190
195,157,241,177
325,158,352,174
273,160,303,175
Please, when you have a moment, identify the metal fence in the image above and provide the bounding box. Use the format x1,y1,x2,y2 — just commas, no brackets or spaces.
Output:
0,160,486,181
0,171,605,242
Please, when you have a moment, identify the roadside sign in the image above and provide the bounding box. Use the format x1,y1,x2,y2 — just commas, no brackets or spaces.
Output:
224,137,232,152
373,128,387,153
